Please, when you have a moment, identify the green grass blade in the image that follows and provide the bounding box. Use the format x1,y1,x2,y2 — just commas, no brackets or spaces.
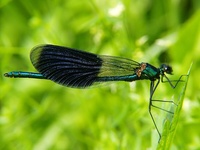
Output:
156,63,193,150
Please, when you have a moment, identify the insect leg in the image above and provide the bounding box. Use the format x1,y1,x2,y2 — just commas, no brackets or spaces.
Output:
149,80,162,140
162,74,188,89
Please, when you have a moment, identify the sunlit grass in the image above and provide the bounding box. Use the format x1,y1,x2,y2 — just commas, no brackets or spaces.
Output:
157,63,192,150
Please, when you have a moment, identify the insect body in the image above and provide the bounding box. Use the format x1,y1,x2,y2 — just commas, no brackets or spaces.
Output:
4,44,185,140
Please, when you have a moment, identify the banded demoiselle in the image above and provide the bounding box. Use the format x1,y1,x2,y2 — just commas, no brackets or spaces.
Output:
4,44,185,140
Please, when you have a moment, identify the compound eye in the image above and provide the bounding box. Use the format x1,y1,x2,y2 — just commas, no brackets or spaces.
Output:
161,64,173,74
165,66,169,71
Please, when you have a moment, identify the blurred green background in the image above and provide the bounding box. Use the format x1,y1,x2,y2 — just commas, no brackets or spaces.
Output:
0,0,199,149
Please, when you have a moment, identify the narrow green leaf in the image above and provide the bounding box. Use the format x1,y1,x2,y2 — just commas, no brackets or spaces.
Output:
157,63,193,150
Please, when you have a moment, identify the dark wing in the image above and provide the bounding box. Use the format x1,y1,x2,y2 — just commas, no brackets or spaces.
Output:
30,44,140,88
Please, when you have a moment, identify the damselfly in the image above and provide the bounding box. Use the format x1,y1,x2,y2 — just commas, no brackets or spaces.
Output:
4,44,185,140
